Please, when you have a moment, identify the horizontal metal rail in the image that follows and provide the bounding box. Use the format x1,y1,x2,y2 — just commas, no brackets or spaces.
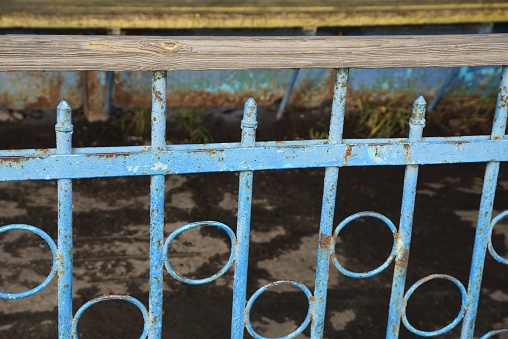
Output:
0,34,507,71
0,137,508,181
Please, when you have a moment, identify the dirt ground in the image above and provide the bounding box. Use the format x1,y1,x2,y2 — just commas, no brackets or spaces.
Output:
0,98,508,338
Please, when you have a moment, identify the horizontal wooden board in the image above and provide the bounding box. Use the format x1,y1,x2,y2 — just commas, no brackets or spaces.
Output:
0,34,507,71
1,0,508,28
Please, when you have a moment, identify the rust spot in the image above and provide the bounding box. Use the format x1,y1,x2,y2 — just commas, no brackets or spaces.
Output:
492,135,503,140
319,233,332,249
0,156,40,168
403,144,410,163
398,249,409,268
94,153,124,159
369,144,379,157
344,144,353,165
188,149,218,156
153,89,163,102
309,295,316,304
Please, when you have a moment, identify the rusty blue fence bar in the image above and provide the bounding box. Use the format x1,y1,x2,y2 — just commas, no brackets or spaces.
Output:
231,98,257,338
461,65,508,338
3,137,508,181
1,63,508,338
56,100,73,339
387,96,426,338
311,68,348,337
148,70,167,339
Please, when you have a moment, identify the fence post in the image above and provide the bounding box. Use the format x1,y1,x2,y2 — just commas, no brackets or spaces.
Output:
148,70,167,339
461,65,508,338
56,100,73,338
231,97,257,339
311,68,349,338
386,95,426,338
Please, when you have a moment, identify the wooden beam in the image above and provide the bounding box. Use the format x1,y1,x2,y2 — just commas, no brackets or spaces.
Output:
1,0,508,29
0,34,507,72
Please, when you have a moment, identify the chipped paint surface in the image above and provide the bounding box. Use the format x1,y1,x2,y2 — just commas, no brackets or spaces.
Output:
150,162,167,171
1,63,508,338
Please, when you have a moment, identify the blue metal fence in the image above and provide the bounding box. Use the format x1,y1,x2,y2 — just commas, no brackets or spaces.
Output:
1,62,508,338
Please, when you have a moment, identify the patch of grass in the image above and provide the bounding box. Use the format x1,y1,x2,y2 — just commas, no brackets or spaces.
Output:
456,93,495,131
174,108,213,144
308,122,329,140
348,93,413,138
120,107,151,139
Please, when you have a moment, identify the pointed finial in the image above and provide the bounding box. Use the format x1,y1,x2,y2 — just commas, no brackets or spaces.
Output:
57,99,71,111
411,95,426,123
242,97,258,128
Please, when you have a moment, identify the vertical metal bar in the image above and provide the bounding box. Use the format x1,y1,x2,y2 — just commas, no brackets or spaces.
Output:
56,100,73,339
148,70,167,339
275,27,317,121
461,66,508,338
386,96,426,338
275,69,300,120
231,98,258,339
311,68,349,338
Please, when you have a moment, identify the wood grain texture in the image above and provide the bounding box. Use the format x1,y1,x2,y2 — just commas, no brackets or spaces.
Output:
1,0,508,28
0,34,507,72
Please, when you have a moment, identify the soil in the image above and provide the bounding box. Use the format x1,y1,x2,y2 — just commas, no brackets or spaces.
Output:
0,98,508,339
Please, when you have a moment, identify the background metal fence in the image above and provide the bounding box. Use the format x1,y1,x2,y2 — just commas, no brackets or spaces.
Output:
0,34,508,338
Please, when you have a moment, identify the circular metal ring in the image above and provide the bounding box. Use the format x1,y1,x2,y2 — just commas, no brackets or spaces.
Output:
480,329,508,338
245,280,313,339
163,221,236,285
0,224,57,299
331,211,398,278
402,274,467,337
488,210,508,265
71,295,148,338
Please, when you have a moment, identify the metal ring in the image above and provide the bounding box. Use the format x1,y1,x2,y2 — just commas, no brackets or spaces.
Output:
480,329,508,338
55,125,74,133
71,295,148,339
245,280,313,339
402,274,467,337
163,221,236,285
0,224,57,299
331,211,398,278
241,120,258,129
488,210,508,265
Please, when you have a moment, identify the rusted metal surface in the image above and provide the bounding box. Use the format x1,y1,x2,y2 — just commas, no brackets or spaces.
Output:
55,99,73,338
148,70,166,339
1,36,508,338
0,66,502,119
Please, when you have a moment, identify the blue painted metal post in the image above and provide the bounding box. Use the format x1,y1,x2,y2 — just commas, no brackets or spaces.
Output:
231,97,257,339
56,100,73,339
276,69,300,121
148,70,167,339
386,95,426,338
461,65,508,338
311,68,349,338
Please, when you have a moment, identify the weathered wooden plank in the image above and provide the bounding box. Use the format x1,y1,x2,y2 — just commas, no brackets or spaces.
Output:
1,0,507,28
0,34,507,72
